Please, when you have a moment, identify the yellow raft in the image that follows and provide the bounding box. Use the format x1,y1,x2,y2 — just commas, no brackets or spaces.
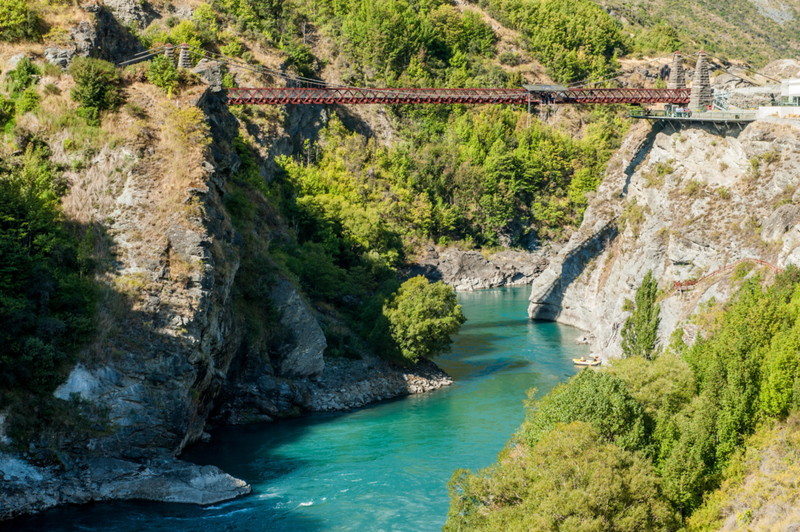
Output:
573,358,601,367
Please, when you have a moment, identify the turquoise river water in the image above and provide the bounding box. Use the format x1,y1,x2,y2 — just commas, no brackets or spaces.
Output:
7,286,588,532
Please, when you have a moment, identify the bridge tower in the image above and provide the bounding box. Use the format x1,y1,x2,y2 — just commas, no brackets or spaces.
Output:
689,51,713,111
164,43,175,65
667,52,685,89
178,43,192,69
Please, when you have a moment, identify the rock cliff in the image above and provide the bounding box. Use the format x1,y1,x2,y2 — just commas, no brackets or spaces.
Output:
529,119,800,357
406,246,551,291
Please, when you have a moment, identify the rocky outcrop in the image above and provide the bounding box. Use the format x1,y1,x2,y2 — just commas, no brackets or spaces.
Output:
0,454,249,520
212,355,452,424
529,119,800,359
45,5,143,68
270,279,326,378
405,246,550,291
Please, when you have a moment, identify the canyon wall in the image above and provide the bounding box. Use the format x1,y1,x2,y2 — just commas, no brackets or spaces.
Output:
529,118,800,357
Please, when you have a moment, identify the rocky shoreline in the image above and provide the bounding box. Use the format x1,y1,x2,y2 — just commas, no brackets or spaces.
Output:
213,355,452,423
404,246,552,291
0,355,452,521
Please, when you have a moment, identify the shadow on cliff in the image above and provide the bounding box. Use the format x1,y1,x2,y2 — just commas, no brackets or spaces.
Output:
529,223,618,321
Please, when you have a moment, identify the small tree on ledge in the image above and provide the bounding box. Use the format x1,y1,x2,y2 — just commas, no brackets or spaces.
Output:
621,270,661,360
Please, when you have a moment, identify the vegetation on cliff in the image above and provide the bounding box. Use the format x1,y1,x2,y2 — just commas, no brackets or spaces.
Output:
446,266,800,528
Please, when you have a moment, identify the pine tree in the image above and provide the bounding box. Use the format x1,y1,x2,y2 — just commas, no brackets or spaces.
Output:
621,270,661,360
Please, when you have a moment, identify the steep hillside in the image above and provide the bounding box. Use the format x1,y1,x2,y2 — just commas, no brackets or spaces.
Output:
593,0,800,66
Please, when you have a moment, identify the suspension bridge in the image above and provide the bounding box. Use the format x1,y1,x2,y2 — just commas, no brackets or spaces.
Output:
118,44,752,116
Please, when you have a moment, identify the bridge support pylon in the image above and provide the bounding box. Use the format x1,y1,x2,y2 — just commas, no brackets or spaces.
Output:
668,52,685,89
164,43,175,65
178,43,192,69
689,51,713,111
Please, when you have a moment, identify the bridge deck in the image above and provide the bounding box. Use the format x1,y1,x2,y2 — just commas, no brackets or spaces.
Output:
226,87,692,106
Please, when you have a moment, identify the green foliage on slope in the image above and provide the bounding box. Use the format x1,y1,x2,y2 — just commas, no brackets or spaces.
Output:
594,0,800,67
446,266,800,528
446,422,679,532
0,144,96,396
468,0,630,82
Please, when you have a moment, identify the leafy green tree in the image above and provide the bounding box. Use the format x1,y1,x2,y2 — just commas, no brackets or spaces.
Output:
0,0,41,43
68,57,121,124
147,55,180,94
380,276,466,365
519,368,649,452
622,270,661,360
445,422,678,532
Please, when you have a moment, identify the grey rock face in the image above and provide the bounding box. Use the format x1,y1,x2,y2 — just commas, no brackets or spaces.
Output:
405,247,549,291
104,0,159,28
192,60,224,91
762,204,800,242
45,6,144,68
270,279,326,378
529,120,800,360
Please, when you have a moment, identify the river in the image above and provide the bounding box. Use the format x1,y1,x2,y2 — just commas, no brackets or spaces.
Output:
7,286,588,531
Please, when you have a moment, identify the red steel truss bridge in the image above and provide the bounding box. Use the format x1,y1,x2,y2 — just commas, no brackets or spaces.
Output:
225,86,691,106
118,45,691,106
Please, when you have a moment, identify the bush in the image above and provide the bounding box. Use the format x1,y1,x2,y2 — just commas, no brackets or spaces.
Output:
5,57,40,96
621,270,661,360
519,369,650,452
147,55,180,94
379,276,466,365
0,0,41,43
15,86,39,114
68,57,121,123
498,50,522,66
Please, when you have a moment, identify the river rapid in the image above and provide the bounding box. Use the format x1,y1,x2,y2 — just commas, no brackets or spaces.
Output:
7,286,589,531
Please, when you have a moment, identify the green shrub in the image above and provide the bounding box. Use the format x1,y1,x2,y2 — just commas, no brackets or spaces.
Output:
519,369,650,452
68,57,121,123
14,86,39,114
5,57,40,96
0,0,41,43
497,50,522,66
147,55,180,94
446,422,678,532
220,40,244,57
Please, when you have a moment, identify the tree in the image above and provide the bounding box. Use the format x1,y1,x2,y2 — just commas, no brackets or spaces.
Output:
622,270,661,360
147,55,180,95
68,57,121,124
519,368,650,452
0,0,40,43
381,276,466,365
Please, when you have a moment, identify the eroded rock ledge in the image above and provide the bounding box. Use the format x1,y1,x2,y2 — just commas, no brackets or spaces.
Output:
405,246,551,291
0,455,249,520
213,356,452,423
